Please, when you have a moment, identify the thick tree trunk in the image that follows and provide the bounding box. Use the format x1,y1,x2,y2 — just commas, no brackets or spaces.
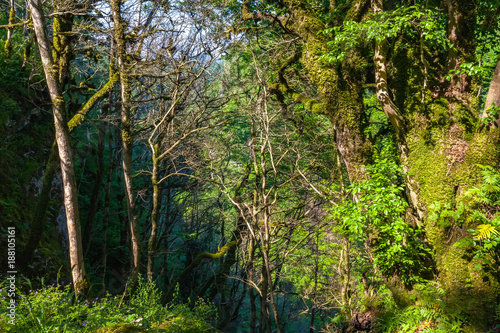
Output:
398,1,499,328
446,0,476,101
28,0,87,296
278,0,372,183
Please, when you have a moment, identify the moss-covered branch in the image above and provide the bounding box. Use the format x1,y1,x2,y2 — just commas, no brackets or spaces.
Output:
165,241,238,303
67,72,119,132
21,72,119,264
269,50,325,115
0,21,29,29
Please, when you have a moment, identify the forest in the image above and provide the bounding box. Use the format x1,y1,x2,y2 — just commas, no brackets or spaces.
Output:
0,0,499,331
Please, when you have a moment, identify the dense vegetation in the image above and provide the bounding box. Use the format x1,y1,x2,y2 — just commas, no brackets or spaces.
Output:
0,0,499,331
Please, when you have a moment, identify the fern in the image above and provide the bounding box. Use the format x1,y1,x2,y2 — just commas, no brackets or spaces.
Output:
474,224,499,241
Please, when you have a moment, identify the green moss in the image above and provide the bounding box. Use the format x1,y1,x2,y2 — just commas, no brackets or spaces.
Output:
93,324,146,333
74,278,90,295
158,315,219,332
407,114,500,329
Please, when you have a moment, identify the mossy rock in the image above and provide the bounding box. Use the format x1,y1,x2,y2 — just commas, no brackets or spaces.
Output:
93,324,146,333
157,315,219,333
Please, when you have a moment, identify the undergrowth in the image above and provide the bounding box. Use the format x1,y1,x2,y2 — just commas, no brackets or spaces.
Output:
376,282,465,332
0,275,217,332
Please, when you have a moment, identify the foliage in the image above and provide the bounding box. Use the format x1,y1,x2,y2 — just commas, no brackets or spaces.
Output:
321,4,449,63
0,277,217,332
377,282,465,333
447,165,500,281
328,141,431,285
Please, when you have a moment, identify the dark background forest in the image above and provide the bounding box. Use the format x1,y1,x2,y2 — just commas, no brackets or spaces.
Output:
0,0,499,331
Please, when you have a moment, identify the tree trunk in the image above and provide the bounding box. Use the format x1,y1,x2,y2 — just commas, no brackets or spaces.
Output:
101,121,114,295
399,1,499,328
338,235,352,317
28,0,88,296
147,144,161,281
446,0,476,101
260,257,271,333
111,0,140,294
277,0,372,183
482,60,500,126
248,237,257,333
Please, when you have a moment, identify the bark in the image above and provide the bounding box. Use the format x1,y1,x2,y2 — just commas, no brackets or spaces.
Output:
51,6,73,86
101,122,114,295
248,237,257,333
260,255,271,333
261,212,281,333
310,236,319,333
371,0,423,221
111,0,140,294
482,60,500,126
399,1,498,328
270,0,372,183
446,0,476,100
147,144,161,281
28,0,87,295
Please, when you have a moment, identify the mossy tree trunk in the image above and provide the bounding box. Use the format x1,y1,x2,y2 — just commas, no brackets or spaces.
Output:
387,0,499,328
403,2,497,329
111,0,140,294
252,0,372,183
28,0,88,296
243,0,500,329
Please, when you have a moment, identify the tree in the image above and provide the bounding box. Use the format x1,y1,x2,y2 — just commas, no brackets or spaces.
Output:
202,44,338,331
28,0,87,295
109,0,141,294
236,0,500,328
